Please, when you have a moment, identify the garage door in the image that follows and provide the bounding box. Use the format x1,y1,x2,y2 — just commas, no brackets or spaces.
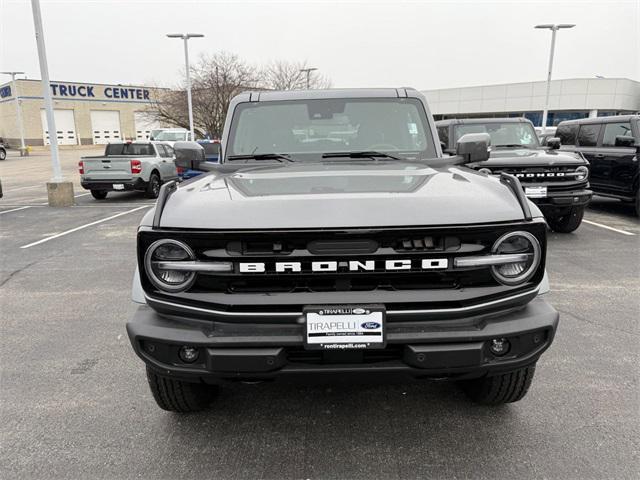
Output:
40,109,78,145
90,110,122,144
134,112,162,140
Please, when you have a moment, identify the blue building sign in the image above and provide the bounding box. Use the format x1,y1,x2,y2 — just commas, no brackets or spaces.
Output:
0,85,12,98
49,83,150,101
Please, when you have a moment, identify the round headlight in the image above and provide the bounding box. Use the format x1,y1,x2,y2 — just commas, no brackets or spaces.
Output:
144,239,196,292
491,231,541,285
478,168,492,175
575,165,589,181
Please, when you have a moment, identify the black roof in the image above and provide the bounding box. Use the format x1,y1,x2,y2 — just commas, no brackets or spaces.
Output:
557,114,640,126
435,117,534,126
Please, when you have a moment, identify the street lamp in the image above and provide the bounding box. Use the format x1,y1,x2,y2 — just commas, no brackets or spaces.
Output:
1,71,27,154
167,33,204,139
299,67,318,89
535,24,576,133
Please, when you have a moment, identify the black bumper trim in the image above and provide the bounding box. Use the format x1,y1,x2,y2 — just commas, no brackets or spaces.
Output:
126,297,559,382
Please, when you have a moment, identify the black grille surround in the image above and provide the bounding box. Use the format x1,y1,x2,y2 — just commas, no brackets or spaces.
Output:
138,220,547,321
482,165,588,191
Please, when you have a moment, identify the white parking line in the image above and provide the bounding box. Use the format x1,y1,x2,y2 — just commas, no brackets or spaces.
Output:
2,185,42,193
583,219,635,236
0,206,32,215
20,206,151,249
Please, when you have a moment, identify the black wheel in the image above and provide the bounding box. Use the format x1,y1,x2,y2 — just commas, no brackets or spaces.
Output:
146,367,218,413
0,148,6,161
145,173,161,199
547,206,584,233
91,190,108,200
635,189,640,217
460,364,536,405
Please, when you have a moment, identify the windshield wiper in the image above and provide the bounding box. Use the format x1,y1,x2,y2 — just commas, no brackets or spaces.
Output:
227,153,294,162
322,151,401,160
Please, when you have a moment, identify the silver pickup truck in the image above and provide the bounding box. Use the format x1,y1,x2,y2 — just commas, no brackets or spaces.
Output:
79,141,179,199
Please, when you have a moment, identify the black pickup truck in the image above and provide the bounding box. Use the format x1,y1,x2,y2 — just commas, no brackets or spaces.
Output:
436,118,592,232
127,89,559,412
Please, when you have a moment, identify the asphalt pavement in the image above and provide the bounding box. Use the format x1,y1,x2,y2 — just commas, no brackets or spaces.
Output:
1,148,638,479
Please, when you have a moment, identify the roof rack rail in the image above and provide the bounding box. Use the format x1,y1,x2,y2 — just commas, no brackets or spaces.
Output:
152,180,178,229
500,173,532,221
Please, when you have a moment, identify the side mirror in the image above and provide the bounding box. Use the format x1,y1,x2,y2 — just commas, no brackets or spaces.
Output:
455,133,491,163
614,135,636,147
547,137,561,149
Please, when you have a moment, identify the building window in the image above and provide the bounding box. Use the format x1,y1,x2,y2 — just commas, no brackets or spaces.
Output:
546,111,589,127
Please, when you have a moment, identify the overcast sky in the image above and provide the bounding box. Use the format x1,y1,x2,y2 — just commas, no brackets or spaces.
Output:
1,0,638,90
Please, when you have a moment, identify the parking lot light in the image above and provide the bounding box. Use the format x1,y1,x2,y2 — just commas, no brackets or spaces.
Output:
535,24,576,134
167,33,204,140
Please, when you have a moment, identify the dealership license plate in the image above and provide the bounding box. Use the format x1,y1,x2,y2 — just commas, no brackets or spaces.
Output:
304,305,385,350
525,186,547,198
113,184,125,190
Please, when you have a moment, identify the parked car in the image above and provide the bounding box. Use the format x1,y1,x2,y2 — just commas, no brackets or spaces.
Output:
127,88,559,412
149,128,194,147
0,143,6,161
436,118,592,232
79,141,178,199
557,115,639,215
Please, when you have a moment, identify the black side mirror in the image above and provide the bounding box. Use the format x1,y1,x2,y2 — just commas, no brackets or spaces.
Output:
173,141,205,170
455,133,491,163
547,137,561,149
614,135,636,148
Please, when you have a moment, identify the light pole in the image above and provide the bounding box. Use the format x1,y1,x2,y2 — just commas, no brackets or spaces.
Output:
535,24,575,133
31,0,74,206
167,33,204,139
1,71,27,154
300,67,318,89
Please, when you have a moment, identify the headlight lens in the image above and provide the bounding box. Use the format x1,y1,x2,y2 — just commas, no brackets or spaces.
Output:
575,165,589,181
144,239,196,292
491,231,541,285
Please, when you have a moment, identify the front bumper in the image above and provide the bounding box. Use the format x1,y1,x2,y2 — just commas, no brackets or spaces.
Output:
127,297,559,383
529,187,592,208
81,177,146,192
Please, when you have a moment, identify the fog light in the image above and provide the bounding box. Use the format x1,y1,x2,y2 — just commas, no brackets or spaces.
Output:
489,338,510,356
179,346,200,363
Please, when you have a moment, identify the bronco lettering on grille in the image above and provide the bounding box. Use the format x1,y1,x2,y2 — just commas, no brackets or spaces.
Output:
239,259,449,273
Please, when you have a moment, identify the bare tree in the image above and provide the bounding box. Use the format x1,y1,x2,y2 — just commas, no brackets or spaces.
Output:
146,52,260,138
146,54,332,138
263,60,332,90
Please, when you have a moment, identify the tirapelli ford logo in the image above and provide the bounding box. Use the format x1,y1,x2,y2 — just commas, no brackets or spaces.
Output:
361,322,381,329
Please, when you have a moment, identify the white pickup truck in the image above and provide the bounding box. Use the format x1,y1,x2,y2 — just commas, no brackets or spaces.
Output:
79,141,179,199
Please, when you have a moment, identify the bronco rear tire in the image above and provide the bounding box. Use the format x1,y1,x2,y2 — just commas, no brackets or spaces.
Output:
146,172,161,199
460,364,536,405
146,367,218,413
547,206,584,233
91,190,108,200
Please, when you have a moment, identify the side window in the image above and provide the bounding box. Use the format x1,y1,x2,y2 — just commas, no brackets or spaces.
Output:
164,145,174,157
436,126,449,147
556,124,578,145
156,144,168,157
602,122,633,147
576,124,602,147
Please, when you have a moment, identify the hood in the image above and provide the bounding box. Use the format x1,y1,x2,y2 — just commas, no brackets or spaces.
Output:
480,147,586,167
155,160,534,229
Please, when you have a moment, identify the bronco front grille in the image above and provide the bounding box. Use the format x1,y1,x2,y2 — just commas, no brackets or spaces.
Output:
485,166,585,184
138,223,546,296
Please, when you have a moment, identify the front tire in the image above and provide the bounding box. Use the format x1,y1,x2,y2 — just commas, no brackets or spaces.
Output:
460,364,536,405
145,173,161,199
91,190,108,200
0,148,6,160
146,367,218,413
547,206,584,233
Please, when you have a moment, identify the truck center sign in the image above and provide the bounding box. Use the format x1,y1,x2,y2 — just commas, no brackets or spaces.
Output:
49,83,150,101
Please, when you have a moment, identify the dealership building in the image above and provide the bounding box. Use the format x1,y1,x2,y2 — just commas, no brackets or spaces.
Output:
0,79,168,147
422,77,640,126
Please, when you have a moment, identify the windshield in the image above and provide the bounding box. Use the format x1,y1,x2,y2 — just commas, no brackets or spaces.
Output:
227,98,435,161
105,143,155,156
153,131,187,141
454,122,539,148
